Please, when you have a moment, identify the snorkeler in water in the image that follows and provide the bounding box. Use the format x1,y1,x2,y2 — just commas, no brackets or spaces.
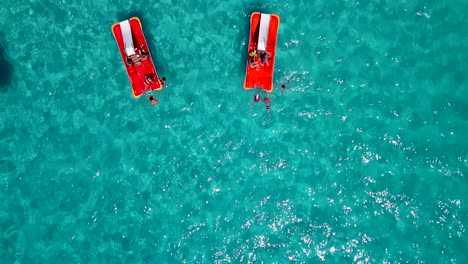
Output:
278,75,295,94
253,93,261,103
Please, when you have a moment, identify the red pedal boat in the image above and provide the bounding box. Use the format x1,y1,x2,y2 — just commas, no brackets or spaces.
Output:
111,17,162,98
244,12,280,93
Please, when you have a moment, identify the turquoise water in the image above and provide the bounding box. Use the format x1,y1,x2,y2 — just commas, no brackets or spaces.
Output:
1,0,468,262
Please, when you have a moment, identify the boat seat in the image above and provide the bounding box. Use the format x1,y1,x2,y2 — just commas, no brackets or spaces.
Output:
258,14,271,52
120,20,136,57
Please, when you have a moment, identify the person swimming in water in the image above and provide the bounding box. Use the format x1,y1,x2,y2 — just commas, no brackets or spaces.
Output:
143,75,166,107
159,77,166,87
280,84,287,94
262,94,271,117
253,93,261,103
278,75,295,94
148,95,158,106
143,88,158,106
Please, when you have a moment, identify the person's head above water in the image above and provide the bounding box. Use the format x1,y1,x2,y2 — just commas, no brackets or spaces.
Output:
148,96,158,106
160,77,167,86
253,93,261,103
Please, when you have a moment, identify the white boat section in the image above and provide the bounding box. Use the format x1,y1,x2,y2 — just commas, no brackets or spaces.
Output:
257,13,271,52
120,20,136,56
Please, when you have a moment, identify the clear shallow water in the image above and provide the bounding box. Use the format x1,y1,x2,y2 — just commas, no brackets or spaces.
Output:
1,0,468,262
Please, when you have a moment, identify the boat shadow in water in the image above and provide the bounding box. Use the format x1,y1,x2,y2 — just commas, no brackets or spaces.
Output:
116,11,166,76
0,33,13,93
238,4,268,77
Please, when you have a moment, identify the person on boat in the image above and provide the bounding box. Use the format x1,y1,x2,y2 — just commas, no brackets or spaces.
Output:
139,44,149,60
249,59,260,69
126,53,142,66
249,50,258,57
145,74,167,89
248,55,260,69
126,55,135,66
248,49,260,69
259,51,271,65
139,44,148,55
144,74,158,86
262,94,271,116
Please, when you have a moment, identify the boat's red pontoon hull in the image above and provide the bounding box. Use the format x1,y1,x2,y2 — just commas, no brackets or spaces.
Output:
112,17,162,98
244,12,280,93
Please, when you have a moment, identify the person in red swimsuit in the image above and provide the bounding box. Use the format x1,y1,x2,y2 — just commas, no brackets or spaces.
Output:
148,96,158,106
144,74,157,86
145,74,167,87
144,74,158,106
144,75,167,107
262,94,271,116
253,93,261,103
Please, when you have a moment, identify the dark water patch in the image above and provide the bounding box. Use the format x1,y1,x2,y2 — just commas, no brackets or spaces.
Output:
0,33,13,92
0,160,15,173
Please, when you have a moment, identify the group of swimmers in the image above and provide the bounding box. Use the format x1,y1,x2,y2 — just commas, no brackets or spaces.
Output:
126,44,167,107
253,80,291,116
125,45,292,112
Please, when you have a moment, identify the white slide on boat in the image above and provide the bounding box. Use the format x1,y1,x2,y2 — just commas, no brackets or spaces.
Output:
120,20,136,56
257,13,271,52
